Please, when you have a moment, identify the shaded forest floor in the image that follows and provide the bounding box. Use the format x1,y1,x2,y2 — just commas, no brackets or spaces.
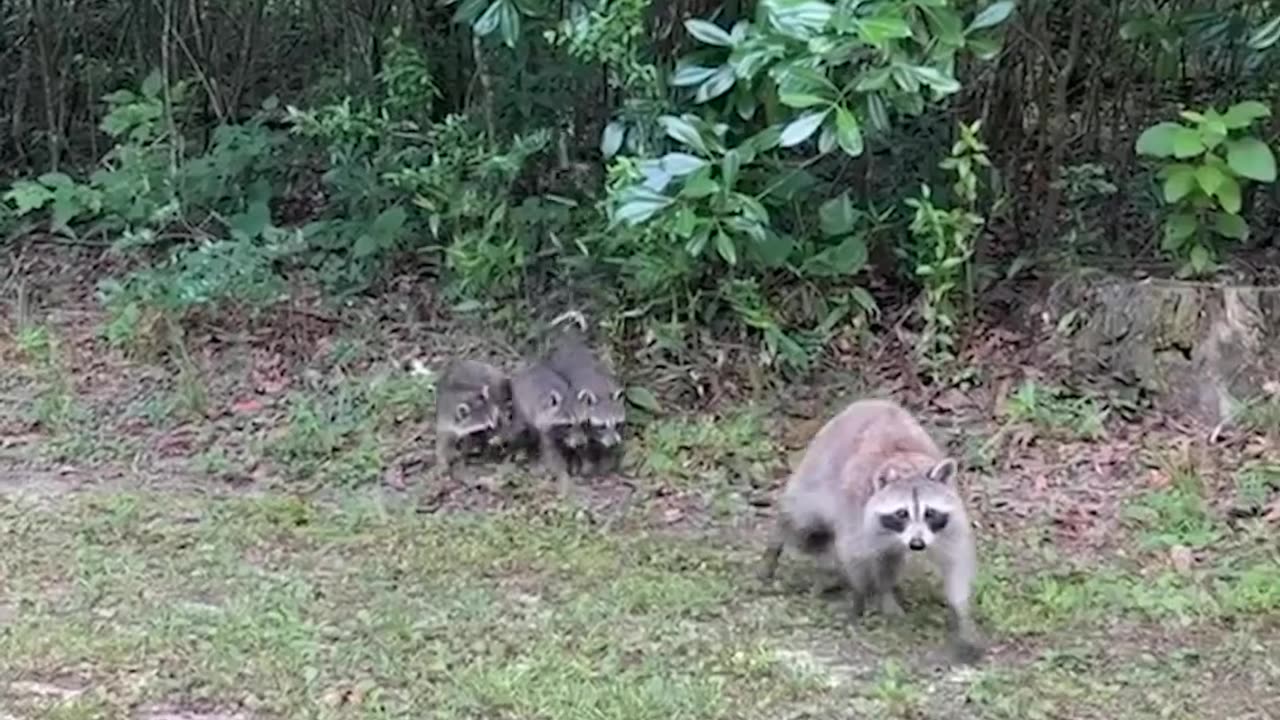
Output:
2,247,1279,719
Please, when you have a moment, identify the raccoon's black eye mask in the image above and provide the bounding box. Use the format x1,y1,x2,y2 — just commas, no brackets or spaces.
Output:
924,508,949,532
879,510,909,533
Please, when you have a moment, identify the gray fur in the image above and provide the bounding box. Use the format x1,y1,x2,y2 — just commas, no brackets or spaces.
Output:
758,398,985,665
434,359,512,478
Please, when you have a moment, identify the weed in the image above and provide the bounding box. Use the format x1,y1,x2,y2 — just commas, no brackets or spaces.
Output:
1002,379,1109,441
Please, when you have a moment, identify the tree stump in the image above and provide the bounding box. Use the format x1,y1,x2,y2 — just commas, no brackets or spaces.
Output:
1032,268,1280,426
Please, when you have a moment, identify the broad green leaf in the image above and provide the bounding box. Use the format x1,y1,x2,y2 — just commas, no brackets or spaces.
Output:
1194,164,1226,195
452,0,488,24
968,36,1003,61
601,121,625,158
371,205,408,240
141,69,164,98
672,64,719,87
1225,138,1277,182
966,1,1015,32
1163,213,1197,246
673,207,697,238
680,173,719,199
3,180,55,214
802,233,868,276
1179,110,1206,123
230,201,271,239
817,124,837,154
721,149,742,191
921,4,965,45
1162,165,1197,202
857,15,913,44
835,106,864,157
686,19,734,46
819,192,857,237
695,66,737,103
1222,101,1271,130
1247,15,1280,50
353,232,380,259
1214,175,1242,213
907,65,961,95
473,0,502,35
752,231,794,267
714,230,737,265
497,0,520,48
854,66,893,92
614,186,674,225
1172,127,1206,158
1189,244,1211,273
1135,121,1183,157
765,0,834,38
779,109,830,147
624,386,662,413
37,172,74,188
779,92,831,109
686,224,711,256
660,152,709,176
659,115,709,155
50,187,83,228
865,93,890,132
1211,211,1249,241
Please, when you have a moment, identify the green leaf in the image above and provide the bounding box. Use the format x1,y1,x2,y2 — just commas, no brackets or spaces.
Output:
906,65,961,95
695,66,736,103
765,0,834,38
671,64,719,87
779,92,831,109
1162,165,1197,203
496,0,520,48
714,230,737,265
817,124,837,155
624,386,662,413
1189,244,1212,274
452,0,489,24
779,109,830,147
685,19,734,46
1225,138,1277,182
854,67,894,92
753,231,794,267
802,233,868,276
1135,122,1183,157
473,0,502,35
819,192,857,237
686,224,711,256
371,205,407,240
614,186,675,225
921,5,965,46
601,121,625,158
865,93,890,132
721,150,742,191
1215,175,1242,213
968,36,1003,61
141,69,164,98
230,201,271,240
1222,101,1271,130
1172,127,1206,158
857,15,912,44
1211,211,1249,241
1194,164,1226,195
680,173,719,199
834,107,863,157
1247,15,1280,50
660,152,709,176
1162,213,1196,251
673,207,697,238
3,180,55,215
659,116,708,155
966,1,1016,32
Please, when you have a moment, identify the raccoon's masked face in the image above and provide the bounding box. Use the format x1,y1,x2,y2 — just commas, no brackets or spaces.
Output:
865,458,960,552
576,387,626,447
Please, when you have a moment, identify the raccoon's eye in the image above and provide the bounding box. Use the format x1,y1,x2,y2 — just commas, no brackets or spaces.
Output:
895,509,909,520
454,403,471,421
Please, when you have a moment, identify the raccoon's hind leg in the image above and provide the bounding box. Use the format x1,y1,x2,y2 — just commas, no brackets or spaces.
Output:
757,513,793,583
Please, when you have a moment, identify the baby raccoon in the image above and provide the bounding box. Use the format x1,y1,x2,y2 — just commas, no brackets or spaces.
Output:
758,398,985,665
545,333,626,476
434,359,513,477
508,360,584,489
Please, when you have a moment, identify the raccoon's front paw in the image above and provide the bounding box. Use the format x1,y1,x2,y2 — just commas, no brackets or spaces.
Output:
876,592,906,618
947,635,987,665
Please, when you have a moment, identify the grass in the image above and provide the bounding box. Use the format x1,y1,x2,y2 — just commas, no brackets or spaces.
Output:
2,485,1279,720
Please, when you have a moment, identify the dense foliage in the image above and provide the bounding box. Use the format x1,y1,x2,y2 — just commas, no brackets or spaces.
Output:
1,0,1278,379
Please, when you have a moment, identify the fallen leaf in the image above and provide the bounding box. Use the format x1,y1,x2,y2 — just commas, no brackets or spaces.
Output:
1169,544,1194,573
230,398,263,415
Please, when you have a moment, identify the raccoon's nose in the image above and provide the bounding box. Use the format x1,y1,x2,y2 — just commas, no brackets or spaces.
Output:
908,537,926,552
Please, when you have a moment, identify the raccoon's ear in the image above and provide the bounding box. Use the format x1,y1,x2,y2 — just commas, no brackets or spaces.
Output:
578,388,598,406
927,458,958,485
611,388,624,402
454,403,472,422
